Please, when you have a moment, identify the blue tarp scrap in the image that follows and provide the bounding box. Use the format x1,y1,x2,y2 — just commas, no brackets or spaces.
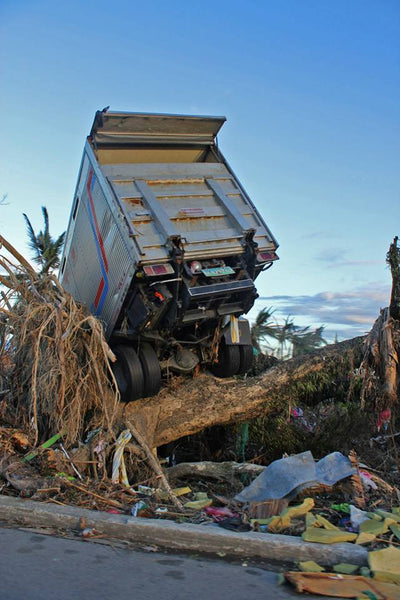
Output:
234,451,355,503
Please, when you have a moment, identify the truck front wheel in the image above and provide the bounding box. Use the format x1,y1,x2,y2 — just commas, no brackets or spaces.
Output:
238,344,254,374
211,339,240,377
139,343,162,398
111,345,144,402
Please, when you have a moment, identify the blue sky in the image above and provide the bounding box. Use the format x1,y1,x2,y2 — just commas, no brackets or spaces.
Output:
1,0,399,341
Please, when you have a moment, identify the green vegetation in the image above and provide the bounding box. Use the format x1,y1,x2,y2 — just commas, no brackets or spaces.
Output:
251,307,327,360
23,206,65,274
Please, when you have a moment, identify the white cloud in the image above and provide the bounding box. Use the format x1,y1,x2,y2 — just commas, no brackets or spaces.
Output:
256,282,390,342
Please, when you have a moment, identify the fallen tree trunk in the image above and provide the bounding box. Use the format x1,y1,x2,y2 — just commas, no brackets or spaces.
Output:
125,238,400,449
1,234,398,461
124,336,366,448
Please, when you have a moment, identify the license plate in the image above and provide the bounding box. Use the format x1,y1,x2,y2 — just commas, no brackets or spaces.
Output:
201,266,235,277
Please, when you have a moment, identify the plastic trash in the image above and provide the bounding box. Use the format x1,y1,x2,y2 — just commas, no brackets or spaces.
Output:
331,502,350,513
204,507,237,521
137,485,154,496
82,528,101,538
349,504,369,531
316,452,356,487
111,429,132,486
131,500,148,517
235,451,355,503
359,470,378,490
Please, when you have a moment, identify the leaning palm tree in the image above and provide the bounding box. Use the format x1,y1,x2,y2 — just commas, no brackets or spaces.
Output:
23,207,65,274
291,325,327,357
250,306,280,353
274,315,298,359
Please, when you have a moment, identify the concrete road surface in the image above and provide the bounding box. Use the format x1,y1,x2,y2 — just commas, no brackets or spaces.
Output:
0,525,333,600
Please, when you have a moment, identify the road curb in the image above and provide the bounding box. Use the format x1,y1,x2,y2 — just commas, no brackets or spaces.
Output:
0,496,368,566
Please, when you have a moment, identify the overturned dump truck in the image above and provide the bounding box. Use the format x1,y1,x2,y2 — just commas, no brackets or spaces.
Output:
60,109,279,400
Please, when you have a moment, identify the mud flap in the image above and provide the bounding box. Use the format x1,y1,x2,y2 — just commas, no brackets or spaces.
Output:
223,317,252,346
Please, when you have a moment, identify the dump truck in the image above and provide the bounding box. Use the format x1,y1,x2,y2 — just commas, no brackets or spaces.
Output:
60,109,279,400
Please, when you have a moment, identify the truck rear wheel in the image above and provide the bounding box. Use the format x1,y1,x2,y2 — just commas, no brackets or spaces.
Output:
238,344,254,374
211,339,240,378
112,345,144,402
139,343,162,398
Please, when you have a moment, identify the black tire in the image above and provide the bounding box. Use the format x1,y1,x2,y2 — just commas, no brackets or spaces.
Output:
138,343,162,398
211,339,240,377
238,344,254,375
111,345,144,402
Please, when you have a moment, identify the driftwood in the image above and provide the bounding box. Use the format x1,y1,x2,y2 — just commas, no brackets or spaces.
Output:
166,460,265,482
0,450,60,492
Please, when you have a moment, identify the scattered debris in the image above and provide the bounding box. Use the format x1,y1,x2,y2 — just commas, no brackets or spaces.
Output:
284,571,400,599
0,233,399,600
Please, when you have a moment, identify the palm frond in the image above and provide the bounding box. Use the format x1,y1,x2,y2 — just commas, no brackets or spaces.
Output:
23,213,42,264
22,207,66,274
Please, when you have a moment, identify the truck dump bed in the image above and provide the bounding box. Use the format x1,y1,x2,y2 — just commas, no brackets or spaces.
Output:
103,161,275,263
60,111,278,339
94,112,276,262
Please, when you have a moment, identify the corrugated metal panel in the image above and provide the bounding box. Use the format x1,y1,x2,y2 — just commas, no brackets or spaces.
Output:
102,162,276,263
61,161,136,337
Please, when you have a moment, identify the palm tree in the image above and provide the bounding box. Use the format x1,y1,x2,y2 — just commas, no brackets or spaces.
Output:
274,315,297,359
23,207,65,274
291,325,327,357
250,307,280,353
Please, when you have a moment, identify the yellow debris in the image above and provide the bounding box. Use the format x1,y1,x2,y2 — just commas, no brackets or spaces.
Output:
390,523,400,541
263,498,315,533
305,513,317,527
374,509,400,523
250,518,274,526
298,561,325,573
183,499,213,510
302,528,357,544
157,486,192,500
315,514,339,530
333,563,359,575
359,518,389,537
280,498,315,520
356,532,376,545
368,546,400,585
